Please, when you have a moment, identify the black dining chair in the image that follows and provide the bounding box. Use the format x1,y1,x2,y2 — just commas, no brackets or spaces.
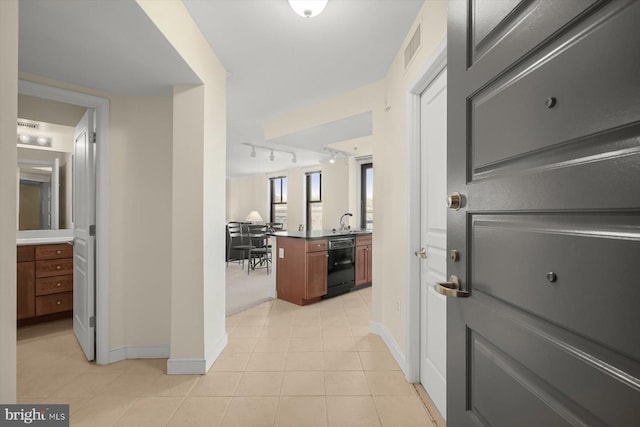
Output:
227,222,253,269
247,224,270,274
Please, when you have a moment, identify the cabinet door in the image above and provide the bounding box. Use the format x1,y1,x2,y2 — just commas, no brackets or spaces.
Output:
306,251,328,299
366,244,373,282
17,262,35,319
355,245,368,286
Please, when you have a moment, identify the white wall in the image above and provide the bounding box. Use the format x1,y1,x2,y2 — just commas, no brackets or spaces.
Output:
18,94,86,127
109,95,173,350
377,0,447,354
0,0,18,404
138,0,227,373
226,175,269,223
321,160,351,230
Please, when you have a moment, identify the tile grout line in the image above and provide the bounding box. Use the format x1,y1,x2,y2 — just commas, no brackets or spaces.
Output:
162,395,187,427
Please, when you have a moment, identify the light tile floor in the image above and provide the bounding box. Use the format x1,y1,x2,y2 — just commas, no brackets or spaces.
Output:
17,287,441,426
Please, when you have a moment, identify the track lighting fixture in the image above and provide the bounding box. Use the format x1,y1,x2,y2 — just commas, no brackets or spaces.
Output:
242,142,297,164
324,147,351,164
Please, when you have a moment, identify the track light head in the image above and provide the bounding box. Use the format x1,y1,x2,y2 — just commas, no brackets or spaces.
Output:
250,146,256,158
270,150,275,161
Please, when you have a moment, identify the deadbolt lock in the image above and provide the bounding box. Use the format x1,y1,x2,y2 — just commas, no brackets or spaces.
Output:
446,192,462,210
450,250,459,262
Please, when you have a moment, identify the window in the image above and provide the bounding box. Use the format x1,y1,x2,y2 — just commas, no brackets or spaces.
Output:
306,171,322,231
270,176,287,229
360,163,373,230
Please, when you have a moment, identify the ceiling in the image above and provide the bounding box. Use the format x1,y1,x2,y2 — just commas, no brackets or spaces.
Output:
18,0,424,178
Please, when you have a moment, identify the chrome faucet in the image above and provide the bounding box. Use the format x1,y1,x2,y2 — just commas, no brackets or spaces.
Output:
339,213,353,231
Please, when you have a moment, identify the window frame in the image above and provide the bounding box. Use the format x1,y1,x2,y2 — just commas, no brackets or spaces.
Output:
360,162,373,230
270,176,287,225
305,171,322,231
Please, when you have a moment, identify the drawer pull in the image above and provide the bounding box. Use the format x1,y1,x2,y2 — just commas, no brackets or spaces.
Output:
56,265,61,270
56,250,61,254
545,97,557,109
56,301,61,305
57,283,61,287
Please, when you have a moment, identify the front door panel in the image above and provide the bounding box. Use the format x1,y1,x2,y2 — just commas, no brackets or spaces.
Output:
447,1,640,425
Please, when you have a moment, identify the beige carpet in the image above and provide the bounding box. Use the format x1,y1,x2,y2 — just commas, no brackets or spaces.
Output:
225,261,275,316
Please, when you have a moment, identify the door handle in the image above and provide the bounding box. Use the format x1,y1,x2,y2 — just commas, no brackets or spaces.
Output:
414,248,428,259
434,275,469,298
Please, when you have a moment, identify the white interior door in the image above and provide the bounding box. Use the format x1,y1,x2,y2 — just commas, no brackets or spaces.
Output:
419,69,447,418
73,109,95,361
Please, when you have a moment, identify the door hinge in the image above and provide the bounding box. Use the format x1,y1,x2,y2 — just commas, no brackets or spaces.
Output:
89,225,96,236
90,316,96,328
92,132,97,143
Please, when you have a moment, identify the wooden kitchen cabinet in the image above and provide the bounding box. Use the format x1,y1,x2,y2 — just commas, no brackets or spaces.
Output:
17,243,73,324
306,250,328,300
276,237,328,305
355,235,372,287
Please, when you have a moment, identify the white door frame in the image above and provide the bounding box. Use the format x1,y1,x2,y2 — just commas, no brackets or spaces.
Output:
18,80,110,365
405,38,447,382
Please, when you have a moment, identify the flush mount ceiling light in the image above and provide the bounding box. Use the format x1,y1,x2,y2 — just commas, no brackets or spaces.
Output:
288,0,328,18
17,133,52,148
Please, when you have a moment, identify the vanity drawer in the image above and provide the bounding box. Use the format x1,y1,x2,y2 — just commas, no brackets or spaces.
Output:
35,244,73,260
35,259,74,278
36,275,73,296
306,239,327,252
36,291,73,316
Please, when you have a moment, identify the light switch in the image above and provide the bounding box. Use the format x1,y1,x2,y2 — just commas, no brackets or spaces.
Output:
279,248,284,258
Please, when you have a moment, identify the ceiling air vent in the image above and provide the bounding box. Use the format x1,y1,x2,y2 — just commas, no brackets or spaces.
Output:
404,23,421,70
18,121,39,129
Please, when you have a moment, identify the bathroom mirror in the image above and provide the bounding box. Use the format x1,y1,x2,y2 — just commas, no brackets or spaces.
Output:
18,147,72,231
16,117,75,231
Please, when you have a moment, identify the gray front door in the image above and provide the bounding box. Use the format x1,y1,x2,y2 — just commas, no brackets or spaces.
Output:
446,1,640,426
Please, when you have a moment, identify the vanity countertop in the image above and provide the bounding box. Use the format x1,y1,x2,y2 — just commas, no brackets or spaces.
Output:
16,230,74,246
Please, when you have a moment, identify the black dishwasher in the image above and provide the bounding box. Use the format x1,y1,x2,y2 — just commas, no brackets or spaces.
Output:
324,237,355,298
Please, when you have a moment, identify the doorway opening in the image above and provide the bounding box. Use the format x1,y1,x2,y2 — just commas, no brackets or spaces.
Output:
17,80,110,365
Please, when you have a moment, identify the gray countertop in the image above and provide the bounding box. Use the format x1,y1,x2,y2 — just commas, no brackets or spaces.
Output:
272,229,372,240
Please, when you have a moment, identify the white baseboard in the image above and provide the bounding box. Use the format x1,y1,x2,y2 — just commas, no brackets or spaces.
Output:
205,332,228,373
108,347,126,364
166,332,229,375
167,358,207,375
108,345,170,364
370,321,408,374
